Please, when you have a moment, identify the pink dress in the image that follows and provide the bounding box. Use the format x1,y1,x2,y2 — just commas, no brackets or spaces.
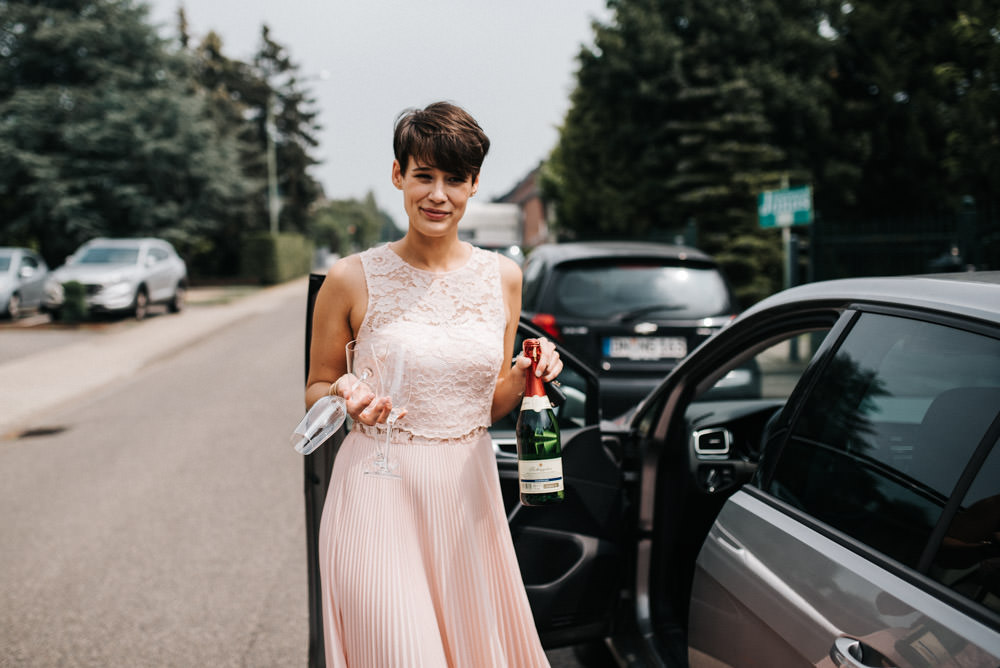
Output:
318,244,550,667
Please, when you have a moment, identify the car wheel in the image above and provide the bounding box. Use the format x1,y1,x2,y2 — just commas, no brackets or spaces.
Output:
4,293,20,319
168,283,186,313
133,288,149,321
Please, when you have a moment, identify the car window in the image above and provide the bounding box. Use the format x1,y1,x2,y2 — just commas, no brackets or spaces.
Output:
149,247,169,262
20,254,38,270
696,331,830,402
764,312,1000,573
77,247,140,264
931,437,1000,615
0,255,11,272
549,262,731,319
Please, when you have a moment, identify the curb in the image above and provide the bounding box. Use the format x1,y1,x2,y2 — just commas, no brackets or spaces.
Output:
0,277,308,438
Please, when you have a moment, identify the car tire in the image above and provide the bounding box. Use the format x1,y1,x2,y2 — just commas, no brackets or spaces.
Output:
4,293,20,319
168,282,186,313
133,288,149,321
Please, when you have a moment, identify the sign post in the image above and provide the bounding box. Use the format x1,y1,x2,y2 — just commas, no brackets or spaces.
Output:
758,186,813,291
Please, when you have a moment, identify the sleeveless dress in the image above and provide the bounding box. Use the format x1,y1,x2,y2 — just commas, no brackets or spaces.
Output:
318,244,550,667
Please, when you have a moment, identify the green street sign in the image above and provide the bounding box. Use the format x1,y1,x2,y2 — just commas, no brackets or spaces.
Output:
758,186,813,228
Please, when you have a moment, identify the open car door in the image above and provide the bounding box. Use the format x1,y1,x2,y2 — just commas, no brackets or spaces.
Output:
302,272,630,666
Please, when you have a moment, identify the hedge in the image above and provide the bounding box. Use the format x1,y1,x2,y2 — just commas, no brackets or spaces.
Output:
241,232,314,285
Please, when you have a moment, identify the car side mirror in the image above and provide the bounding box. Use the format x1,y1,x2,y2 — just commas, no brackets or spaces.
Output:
18,266,36,279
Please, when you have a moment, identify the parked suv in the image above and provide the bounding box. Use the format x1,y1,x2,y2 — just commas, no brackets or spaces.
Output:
43,238,187,320
520,241,742,417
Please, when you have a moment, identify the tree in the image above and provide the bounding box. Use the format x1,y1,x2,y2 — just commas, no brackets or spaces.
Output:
544,0,841,301
310,192,391,257
251,25,323,236
828,0,1000,218
0,0,250,267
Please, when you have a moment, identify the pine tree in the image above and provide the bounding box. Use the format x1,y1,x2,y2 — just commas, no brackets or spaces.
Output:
251,25,323,235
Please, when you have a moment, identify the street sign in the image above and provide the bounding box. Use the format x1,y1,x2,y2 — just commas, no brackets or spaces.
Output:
758,186,812,228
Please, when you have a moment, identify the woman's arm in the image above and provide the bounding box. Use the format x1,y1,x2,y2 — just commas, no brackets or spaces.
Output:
305,256,388,424
491,256,562,422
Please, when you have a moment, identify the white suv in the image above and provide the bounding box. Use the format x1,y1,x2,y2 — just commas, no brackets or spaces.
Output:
44,238,187,320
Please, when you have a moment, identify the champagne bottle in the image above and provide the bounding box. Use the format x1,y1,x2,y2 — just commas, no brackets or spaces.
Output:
515,339,564,506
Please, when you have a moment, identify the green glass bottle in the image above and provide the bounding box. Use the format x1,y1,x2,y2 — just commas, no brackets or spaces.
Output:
515,339,564,506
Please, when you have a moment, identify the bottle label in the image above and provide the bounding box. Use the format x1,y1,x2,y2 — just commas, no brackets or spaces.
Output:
518,457,564,494
520,394,552,412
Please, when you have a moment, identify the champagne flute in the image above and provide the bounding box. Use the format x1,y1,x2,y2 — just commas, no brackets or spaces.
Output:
345,339,375,396
290,392,347,455
364,346,409,479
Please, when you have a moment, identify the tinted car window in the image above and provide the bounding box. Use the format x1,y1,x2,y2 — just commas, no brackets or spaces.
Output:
932,437,1000,615
765,312,1000,571
0,255,11,271
549,263,731,320
78,247,140,264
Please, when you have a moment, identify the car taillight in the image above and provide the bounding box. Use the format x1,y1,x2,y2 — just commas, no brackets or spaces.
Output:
530,313,562,341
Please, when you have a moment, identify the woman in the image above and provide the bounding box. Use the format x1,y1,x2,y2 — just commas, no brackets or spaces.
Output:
306,101,562,667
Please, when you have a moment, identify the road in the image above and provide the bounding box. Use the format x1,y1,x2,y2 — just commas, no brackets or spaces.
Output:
0,284,590,667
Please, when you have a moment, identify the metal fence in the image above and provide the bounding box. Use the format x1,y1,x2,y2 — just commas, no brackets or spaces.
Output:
808,207,999,281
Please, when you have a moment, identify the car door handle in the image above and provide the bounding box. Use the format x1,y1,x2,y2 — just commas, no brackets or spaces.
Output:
830,636,897,668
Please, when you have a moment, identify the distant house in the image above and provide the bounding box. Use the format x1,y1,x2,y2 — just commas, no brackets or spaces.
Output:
494,164,552,249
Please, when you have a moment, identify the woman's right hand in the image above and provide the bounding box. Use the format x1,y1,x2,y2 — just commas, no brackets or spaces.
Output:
338,374,390,425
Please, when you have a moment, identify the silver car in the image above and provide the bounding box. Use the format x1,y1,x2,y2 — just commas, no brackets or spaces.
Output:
0,247,49,319
302,270,1000,666
44,238,187,320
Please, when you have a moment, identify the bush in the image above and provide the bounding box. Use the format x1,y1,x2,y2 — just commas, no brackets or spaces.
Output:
60,281,89,322
241,232,314,285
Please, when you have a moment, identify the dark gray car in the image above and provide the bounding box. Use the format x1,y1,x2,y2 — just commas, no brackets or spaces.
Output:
520,241,742,418
302,270,1000,667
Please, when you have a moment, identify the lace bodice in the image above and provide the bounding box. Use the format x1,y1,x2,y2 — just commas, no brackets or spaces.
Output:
352,244,507,442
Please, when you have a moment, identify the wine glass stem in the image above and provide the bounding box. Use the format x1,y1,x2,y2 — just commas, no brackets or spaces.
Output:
383,417,395,471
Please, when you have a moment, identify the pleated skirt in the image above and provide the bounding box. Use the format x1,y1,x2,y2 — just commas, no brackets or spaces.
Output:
318,427,550,668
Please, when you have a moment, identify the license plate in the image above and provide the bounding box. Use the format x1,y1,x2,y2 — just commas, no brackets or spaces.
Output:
604,336,687,360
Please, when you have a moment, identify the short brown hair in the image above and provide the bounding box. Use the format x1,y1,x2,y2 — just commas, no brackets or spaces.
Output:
393,102,490,181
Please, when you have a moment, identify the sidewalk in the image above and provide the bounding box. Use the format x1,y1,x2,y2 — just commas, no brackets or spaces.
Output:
0,277,309,438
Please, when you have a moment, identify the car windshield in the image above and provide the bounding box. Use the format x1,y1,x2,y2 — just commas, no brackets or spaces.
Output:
551,262,731,319
76,247,140,265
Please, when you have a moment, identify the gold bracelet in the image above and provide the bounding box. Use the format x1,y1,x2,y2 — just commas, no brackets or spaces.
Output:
328,378,342,397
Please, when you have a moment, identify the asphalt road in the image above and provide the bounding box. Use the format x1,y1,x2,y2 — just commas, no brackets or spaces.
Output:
0,284,591,667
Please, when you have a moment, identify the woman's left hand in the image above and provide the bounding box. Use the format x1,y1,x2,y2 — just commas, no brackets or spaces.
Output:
533,337,563,382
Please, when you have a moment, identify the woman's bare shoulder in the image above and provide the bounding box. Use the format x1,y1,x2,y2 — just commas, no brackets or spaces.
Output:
323,253,366,288
496,253,523,288
316,254,366,306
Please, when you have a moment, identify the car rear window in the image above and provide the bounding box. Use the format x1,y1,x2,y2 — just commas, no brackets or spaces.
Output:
549,262,732,320
77,247,140,265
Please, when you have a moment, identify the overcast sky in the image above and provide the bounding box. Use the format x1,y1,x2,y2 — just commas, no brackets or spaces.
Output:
144,0,611,226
